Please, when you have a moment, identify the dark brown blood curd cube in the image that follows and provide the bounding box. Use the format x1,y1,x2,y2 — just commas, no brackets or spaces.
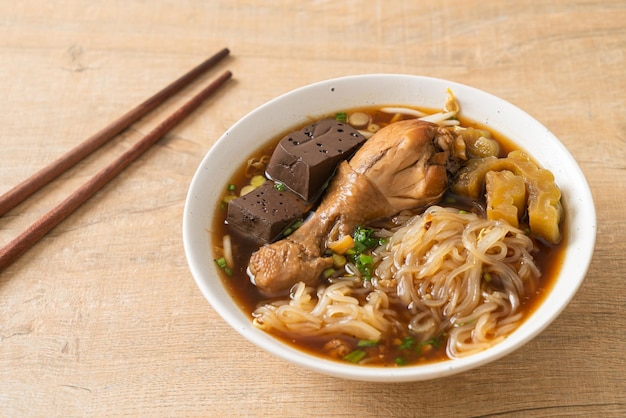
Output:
266,119,366,202
226,181,310,243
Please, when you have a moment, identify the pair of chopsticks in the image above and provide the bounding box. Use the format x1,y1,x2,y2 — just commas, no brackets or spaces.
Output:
0,48,233,272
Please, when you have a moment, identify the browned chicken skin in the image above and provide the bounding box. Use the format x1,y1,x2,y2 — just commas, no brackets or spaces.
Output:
249,119,459,296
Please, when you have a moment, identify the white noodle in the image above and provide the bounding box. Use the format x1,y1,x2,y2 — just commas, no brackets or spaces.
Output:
379,106,429,117
418,110,458,125
252,206,541,360
222,234,234,268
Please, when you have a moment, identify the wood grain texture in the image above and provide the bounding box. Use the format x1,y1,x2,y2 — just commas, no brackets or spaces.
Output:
1,1,624,416
0,69,232,271
0,47,229,217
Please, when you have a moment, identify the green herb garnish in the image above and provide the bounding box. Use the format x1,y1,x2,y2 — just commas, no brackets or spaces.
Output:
398,336,416,350
421,338,441,348
215,257,232,276
323,268,336,278
282,219,303,237
343,349,367,363
347,226,386,280
415,338,442,355
356,253,374,279
395,357,408,366
357,339,380,348
353,226,384,251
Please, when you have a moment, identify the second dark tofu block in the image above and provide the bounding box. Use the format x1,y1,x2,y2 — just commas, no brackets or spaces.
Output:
266,119,367,202
227,181,310,243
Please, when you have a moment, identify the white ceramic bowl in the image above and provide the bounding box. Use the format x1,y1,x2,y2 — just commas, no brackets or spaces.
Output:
183,74,596,382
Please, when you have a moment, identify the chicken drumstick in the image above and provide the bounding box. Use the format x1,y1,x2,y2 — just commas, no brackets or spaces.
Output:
249,119,458,296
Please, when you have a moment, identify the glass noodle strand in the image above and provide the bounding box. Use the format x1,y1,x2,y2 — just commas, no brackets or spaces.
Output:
252,206,540,358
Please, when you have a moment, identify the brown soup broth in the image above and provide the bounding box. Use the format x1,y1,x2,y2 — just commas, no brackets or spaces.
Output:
211,106,566,366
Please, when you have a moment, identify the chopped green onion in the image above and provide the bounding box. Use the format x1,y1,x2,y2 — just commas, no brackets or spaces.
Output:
415,337,442,355
356,253,374,279
427,338,441,348
215,257,233,276
398,336,416,350
459,210,470,214
353,226,382,249
352,241,365,254
358,254,374,265
332,253,347,268
345,226,386,280
323,268,336,278
483,272,492,282
343,349,367,363
395,357,408,366
227,184,236,191
336,112,347,122
282,219,303,237
419,338,441,349
357,339,379,348
215,257,227,268
274,182,286,191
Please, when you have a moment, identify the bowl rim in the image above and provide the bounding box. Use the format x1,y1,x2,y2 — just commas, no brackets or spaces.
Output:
183,73,596,382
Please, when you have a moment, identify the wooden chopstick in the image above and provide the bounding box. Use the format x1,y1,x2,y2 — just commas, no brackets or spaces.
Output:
0,69,233,272
0,47,230,217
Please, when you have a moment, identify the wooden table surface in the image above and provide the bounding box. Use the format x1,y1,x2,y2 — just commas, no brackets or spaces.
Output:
1,1,624,416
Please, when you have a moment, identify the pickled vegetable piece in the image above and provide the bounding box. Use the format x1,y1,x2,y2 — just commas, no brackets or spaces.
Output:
485,170,526,228
452,126,500,158
451,150,562,243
